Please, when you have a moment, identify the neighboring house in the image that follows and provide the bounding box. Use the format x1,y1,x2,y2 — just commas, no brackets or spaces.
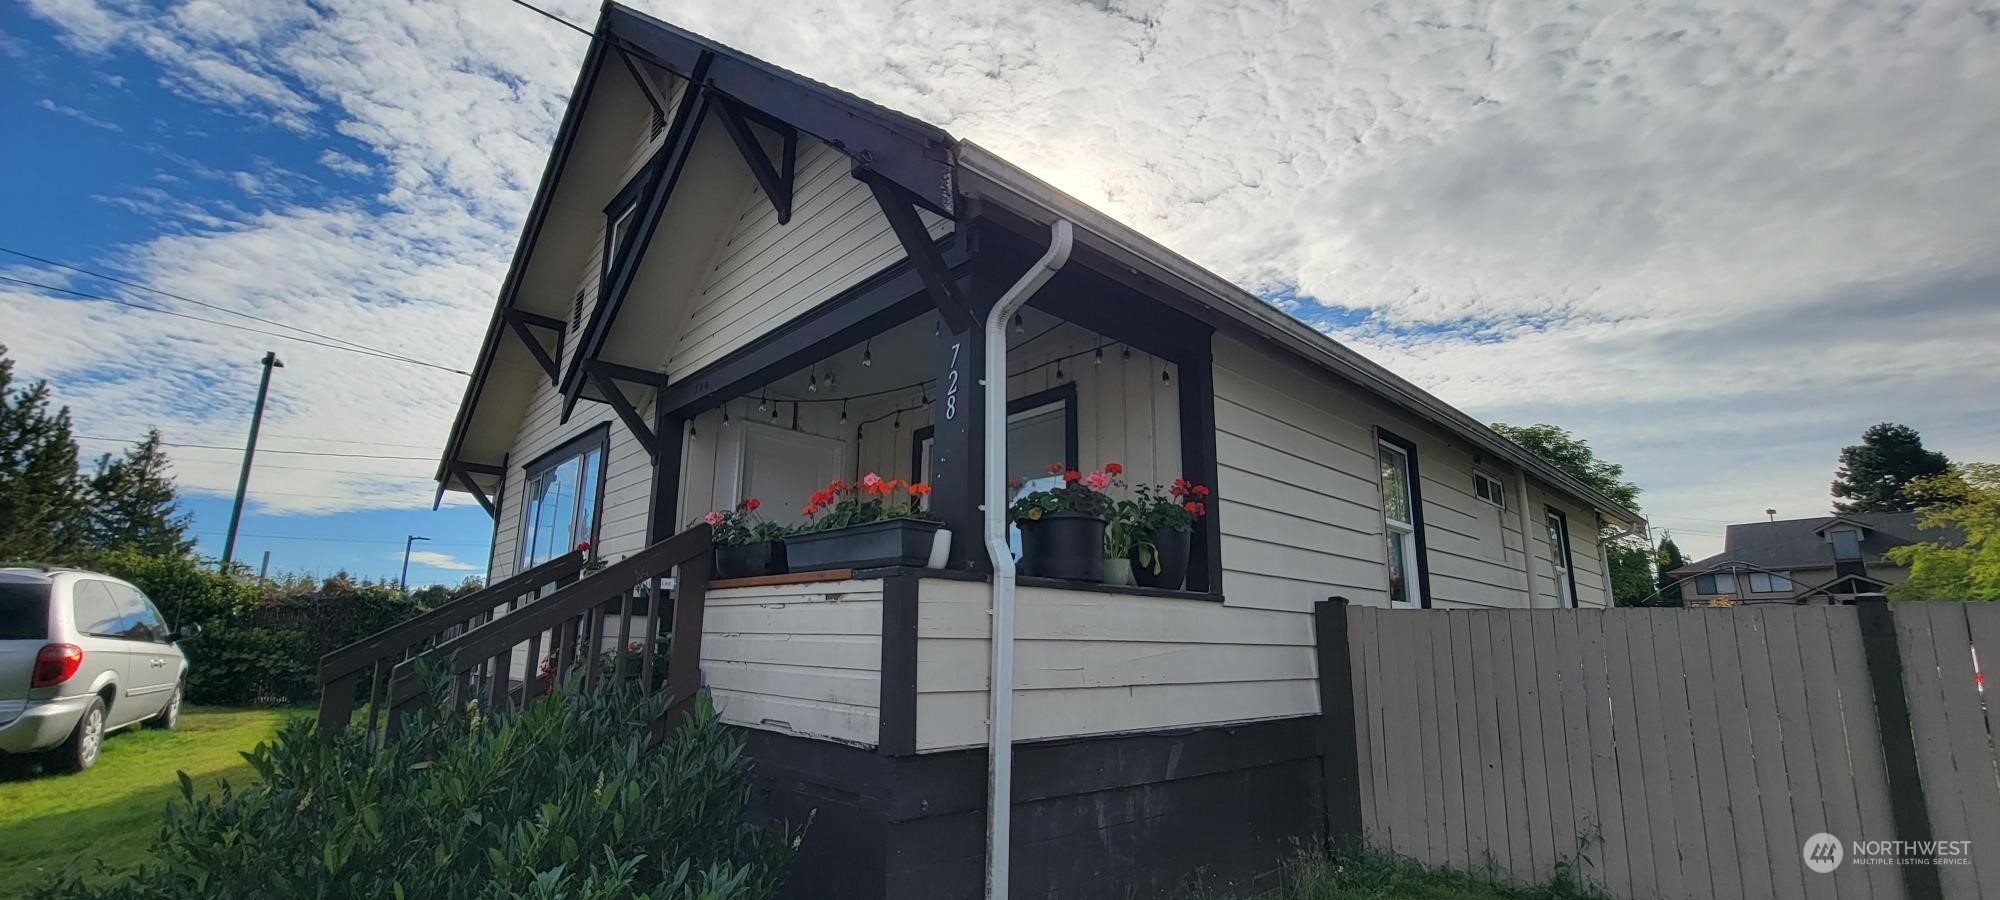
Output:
430,5,1644,895
1668,512,1948,604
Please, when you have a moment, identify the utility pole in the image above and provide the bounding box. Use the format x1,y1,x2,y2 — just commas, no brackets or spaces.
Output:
401,535,431,593
221,351,282,569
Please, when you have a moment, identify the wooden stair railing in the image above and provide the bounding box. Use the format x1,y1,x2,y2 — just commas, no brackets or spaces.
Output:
316,550,586,740
381,525,713,741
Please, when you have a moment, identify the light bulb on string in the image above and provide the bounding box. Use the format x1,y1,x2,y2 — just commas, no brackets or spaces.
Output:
1013,313,1024,335
840,401,848,425
862,338,873,367
1094,343,1103,365
1121,345,1132,362
758,392,767,412
807,369,817,392
1161,366,1172,386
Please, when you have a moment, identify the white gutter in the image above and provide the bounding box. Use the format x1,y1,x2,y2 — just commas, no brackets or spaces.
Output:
982,218,1073,900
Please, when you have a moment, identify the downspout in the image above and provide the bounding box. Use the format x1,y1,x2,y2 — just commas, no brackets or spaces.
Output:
1516,469,1538,606
984,218,1073,900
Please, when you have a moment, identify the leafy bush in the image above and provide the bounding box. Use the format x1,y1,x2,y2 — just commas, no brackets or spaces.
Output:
38,675,792,899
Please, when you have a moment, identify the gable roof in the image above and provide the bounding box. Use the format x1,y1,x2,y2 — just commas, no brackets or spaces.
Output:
1671,511,1952,575
435,2,1647,530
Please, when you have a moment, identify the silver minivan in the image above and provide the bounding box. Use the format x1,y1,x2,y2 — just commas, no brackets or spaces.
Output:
0,567,196,772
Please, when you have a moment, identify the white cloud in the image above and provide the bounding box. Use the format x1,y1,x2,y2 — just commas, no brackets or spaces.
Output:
404,549,479,572
13,0,1998,557
316,149,372,178
37,97,123,131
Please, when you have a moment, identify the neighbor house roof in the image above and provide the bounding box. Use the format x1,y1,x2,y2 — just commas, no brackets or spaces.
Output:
435,1,1647,531
1671,511,1950,575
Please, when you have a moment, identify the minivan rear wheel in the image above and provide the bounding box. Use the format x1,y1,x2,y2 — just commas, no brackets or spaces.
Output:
53,697,107,773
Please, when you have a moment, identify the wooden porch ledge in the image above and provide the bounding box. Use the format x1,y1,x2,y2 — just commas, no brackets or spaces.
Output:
710,565,1223,602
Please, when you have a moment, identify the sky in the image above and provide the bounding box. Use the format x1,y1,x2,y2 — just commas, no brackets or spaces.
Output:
1,0,1995,573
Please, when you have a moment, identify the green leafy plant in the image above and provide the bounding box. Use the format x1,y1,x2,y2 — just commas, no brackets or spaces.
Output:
1010,462,1116,522
35,671,793,899
798,474,936,532
700,498,789,546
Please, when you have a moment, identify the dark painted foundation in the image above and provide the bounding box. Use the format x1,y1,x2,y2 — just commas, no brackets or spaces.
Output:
741,716,1325,899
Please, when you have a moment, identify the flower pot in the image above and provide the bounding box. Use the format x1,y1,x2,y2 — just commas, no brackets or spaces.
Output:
712,540,787,580
1101,557,1134,586
1131,527,1191,590
784,518,944,571
1017,512,1107,582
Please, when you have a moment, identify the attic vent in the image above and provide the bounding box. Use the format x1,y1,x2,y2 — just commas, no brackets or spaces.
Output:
651,106,666,139
572,289,586,330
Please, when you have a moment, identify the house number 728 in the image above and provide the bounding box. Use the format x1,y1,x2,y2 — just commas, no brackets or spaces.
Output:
944,341,960,420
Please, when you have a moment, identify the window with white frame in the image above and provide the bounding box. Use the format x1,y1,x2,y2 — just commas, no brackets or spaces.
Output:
1378,437,1423,608
519,427,607,570
1473,471,1506,509
1693,572,1739,595
1546,508,1576,608
1747,570,1794,593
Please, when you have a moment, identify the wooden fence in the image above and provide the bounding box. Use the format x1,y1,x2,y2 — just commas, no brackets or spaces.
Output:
1318,601,2000,900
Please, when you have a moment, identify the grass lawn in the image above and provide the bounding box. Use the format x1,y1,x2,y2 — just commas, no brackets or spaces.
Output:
0,705,300,896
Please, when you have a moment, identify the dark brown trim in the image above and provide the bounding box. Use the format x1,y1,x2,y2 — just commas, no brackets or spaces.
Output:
1376,428,1435,608
877,575,919,756
645,411,685,543
502,309,564,385
861,168,972,331
453,464,495,517
1855,597,1943,900
1179,329,1221,593
587,364,658,459
1313,597,1363,845
715,96,796,224
1014,575,1219,602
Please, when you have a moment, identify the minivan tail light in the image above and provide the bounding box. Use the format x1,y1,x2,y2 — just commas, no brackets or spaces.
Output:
31,644,83,688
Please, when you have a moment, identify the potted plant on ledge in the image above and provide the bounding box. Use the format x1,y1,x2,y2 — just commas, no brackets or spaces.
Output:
1124,478,1209,590
784,474,945,571
703,497,788,579
1012,463,1116,582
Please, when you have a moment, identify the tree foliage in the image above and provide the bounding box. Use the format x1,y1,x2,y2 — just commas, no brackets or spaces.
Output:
1654,534,1689,606
1832,422,1952,514
1490,423,1652,606
86,428,194,557
1886,463,1999,601
0,344,91,563
39,680,792,899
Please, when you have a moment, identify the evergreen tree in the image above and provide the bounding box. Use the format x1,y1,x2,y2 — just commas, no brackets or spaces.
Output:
87,428,195,558
1490,422,1652,606
1832,423,1952,513
0,344,91,563
1655,533,1688,606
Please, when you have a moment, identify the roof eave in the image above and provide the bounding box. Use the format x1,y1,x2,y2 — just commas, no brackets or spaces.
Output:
955,141,1646,529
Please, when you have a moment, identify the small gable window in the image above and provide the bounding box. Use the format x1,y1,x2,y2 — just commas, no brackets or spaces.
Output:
1473,471,1506,509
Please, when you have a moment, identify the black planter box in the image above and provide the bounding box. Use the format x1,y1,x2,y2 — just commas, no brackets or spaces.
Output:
784,519,942,571
1018,512,1107,582
713,540,787,580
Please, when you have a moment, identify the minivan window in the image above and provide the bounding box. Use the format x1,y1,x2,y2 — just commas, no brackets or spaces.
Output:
106,583,167,642
72,581,126,638
0,582,50,640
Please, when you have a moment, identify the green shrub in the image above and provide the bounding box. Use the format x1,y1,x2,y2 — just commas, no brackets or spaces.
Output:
38,675,792,899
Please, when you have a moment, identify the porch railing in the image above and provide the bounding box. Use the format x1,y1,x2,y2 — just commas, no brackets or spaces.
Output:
378,525,713,741
317,550,587,739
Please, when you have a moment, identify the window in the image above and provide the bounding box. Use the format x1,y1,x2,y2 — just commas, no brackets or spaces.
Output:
608,204,638,269
1694,573,1738,595
105,583,168,643
1829,528,1862,561
519,426,609,570
1747,571,1794,593
1378,435,1426,608
1473,471,1506,509
914,386,1077,558
0,582,50,640
71,581,127,638
1546,509,1577,608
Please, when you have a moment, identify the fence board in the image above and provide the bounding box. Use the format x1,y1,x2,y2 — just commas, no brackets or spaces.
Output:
1793,609,1871,900
1510,613,1557,882
1823,608,1905,900
1470,611,1514,871
1604,612,1661,894
1736,607,1809,900
1427,613,1470,870
1675,610,1741,900
1895,603,1980,900
1489,613,1530,878
1648,611,1710,900
1388,612,1428,859
1913,603,1999,897
1704,611,1779,900
1449,612,1491,868
1572,611,1629,894
1627,610,1688,898
1415,613,1449,862
1359,605,1394,846
1761,607,1840,900
1348,604,1380,843
1530,612,1576,871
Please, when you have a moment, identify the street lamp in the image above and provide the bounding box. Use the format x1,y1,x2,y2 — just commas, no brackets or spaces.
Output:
400,535,431,593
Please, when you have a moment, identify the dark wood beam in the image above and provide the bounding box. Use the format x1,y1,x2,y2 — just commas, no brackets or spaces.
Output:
453,464,496,518
588,364,659,460
502,310,562,385
590,360,667,388
655,237,966,416
459,461,505,478
647,410,687,542
859,168,973,332
615,48,666,126
715,97,795,224
1178,329,1221,593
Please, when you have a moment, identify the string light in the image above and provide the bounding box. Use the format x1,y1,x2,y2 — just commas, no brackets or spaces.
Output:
1013,313,1024,334
862,338,873,368
770,403,780,423
807,368,817,392
758,392,767,412
1054,359,1064,381
1161,366,1172,386
1094,343,1104,365
722,406,731,427
1121,345,1132,362
839,401,848,425
826,369,838,390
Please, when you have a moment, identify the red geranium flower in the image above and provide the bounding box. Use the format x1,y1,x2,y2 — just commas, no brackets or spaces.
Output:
829,479,849,493
910,482,933,496
575,539,593,552
1192,485,1209,497
743,497,761,510
1045,462,1065,474
802,503,820,517
1184,501,1207,516
1104,461,1124,475
1063,469,1082,483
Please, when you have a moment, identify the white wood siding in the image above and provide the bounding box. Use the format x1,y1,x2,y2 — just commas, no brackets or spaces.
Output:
912,579,1318,751
701,580,882,746
667,140,949,380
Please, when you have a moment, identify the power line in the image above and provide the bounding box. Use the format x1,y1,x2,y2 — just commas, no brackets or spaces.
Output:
190,530,492,549
75,430,443,452
74,434,434,460
505,0,593,37
164,457,437,479
0,274,470,376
